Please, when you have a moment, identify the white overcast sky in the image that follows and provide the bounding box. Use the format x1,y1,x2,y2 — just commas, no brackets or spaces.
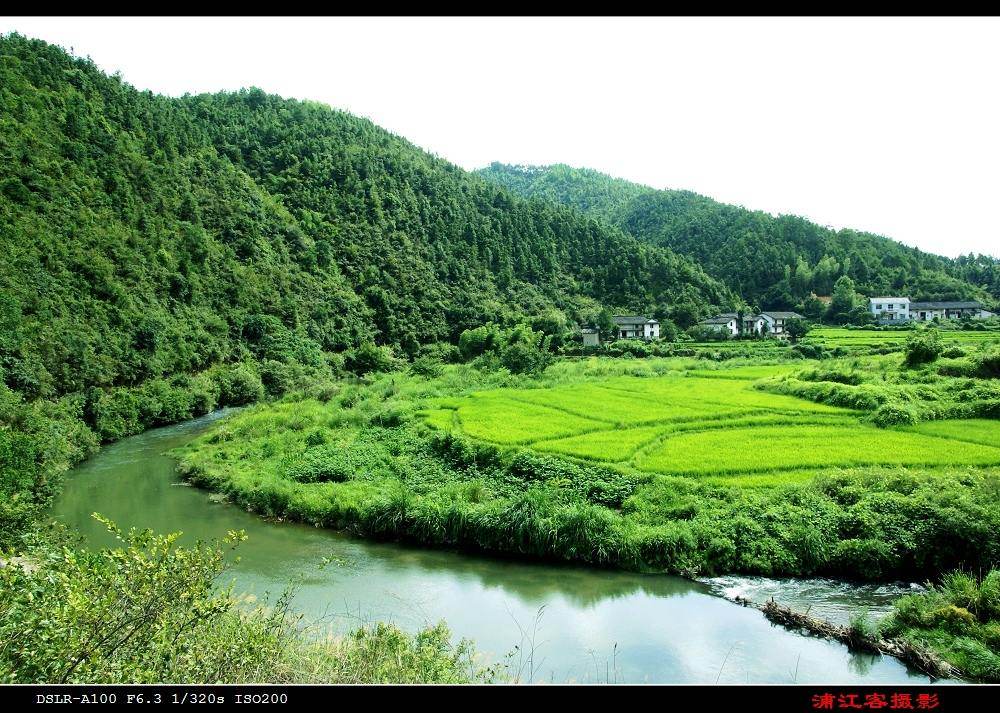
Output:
3,16,999,258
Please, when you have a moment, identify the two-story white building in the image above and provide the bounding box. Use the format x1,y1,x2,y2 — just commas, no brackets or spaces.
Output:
698,314,740,337
612,315,660,340
868,297,911,322
760,311,804,336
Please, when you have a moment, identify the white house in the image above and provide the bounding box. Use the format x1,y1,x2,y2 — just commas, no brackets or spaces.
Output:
697,314,740,337
698,312,776,338
868,297,911,322
760,311,804,336
743,314,767,336
613,315,660,340
581,327,601,347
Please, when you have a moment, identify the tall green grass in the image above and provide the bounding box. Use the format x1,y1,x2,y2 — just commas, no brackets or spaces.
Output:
806,327,1000,351
905,419,1000,448
881,570,1000,681
434,371,948,476
455,396,605,444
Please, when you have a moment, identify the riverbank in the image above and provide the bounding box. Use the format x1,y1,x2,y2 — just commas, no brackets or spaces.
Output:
10,351,1000,682
165,356,1000,680
723,569,1000,684
45,412,931,684
733,596,959,680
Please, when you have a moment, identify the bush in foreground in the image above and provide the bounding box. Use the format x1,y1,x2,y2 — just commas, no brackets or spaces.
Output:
868,402,919,428
0,518,486,684
904,329,944,367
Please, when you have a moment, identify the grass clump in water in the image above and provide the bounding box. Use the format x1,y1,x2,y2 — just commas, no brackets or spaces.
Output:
880,570,1000,682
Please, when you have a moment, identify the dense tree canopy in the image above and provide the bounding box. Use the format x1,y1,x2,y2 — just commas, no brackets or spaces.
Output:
0,34,732,404
479,163,999,310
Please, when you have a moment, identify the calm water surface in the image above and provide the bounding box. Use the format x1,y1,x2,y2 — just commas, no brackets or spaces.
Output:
51,412,940,684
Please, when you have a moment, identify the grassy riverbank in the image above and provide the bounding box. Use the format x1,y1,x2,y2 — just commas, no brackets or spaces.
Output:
172,355,1000,581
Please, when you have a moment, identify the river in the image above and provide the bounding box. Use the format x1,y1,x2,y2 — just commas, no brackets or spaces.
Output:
51,411,940,684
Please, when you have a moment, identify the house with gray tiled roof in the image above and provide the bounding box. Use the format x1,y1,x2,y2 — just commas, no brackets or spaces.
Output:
869,297,991,322
612,315,660,340
760,311,804,336
909,301,992,321
698,311,799,338
697,313,740,337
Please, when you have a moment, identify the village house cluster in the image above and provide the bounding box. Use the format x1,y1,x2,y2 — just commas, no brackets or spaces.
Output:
581,315,660,346
581,297,995,346
581,312,801,345
695,311,804,338
867,297,993,323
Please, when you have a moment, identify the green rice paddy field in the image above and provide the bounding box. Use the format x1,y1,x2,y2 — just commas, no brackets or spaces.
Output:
805,327,1000,349
418,364,1000,483
174,351,1000,588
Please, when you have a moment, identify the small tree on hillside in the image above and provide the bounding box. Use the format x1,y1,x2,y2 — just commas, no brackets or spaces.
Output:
530,309,568,348
658,319,679,342
784,318,810,343
825,276,861,324
596,308,617,342
668,300,701,329
801,295,826,320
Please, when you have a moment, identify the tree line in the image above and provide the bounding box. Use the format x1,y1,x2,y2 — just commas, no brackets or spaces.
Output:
479,163,999,313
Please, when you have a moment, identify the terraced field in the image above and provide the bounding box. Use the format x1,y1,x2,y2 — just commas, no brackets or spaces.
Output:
805,327,1000,349
904,419,1000,448
174,356,1000,593
420,365,1000,480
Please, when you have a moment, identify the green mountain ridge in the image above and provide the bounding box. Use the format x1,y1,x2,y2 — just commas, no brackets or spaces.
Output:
0,34,733,404
478,162,1000,310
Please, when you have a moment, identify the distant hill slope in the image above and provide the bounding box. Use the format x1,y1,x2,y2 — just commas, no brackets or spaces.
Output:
479,163,1000,308
0,34,733,401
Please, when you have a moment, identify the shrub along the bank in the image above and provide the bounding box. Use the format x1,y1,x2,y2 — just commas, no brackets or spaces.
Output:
0,519,486,683
904,329,944,367
0,385,99,550
0,355,343,551
939,348,1000,380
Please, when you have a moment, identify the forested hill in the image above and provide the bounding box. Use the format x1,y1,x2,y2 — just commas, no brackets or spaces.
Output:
0,34,732,403
478,163,1000,309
